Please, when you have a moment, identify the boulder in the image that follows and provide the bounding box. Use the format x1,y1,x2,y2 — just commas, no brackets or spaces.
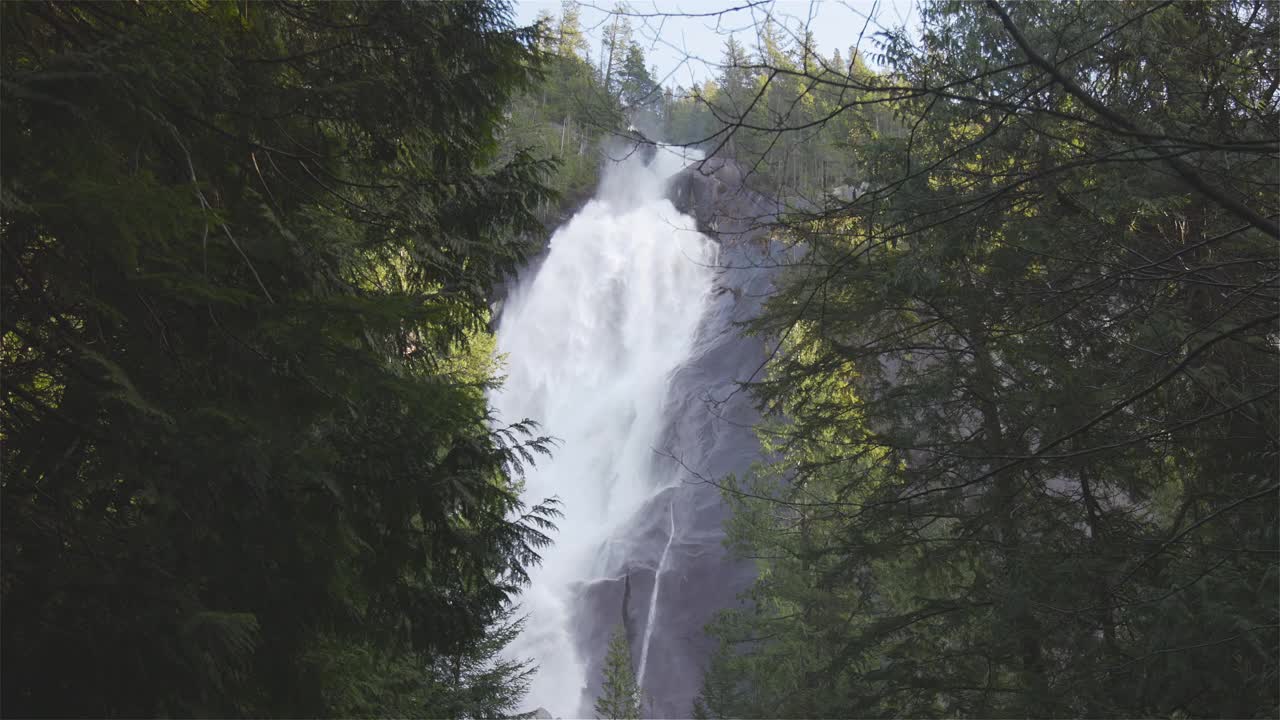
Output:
665,157,778,245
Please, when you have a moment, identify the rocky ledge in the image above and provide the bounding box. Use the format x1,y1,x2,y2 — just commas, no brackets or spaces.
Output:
665,157,780,245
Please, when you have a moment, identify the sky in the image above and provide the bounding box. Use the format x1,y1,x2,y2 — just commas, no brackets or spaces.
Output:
511,0,920,89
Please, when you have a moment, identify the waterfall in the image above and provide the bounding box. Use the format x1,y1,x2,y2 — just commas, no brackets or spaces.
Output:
635,498,675,691
492,147,718,717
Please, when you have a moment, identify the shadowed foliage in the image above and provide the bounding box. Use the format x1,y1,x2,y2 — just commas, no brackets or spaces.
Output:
1,1,560,715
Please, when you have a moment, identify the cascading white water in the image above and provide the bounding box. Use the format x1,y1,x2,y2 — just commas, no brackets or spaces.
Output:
635,498,675,691
492,147,717,716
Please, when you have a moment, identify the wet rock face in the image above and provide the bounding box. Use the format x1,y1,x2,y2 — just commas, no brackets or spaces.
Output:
627,127,659,166
666,157,778,244
571,158,791,718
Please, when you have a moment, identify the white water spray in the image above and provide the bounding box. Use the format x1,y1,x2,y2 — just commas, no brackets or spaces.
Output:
635,498,676,690
492,148,717,716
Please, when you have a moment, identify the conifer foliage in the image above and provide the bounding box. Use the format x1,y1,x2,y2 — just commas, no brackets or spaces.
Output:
695,1,1278,717
594,624,642,720
1,1,557,716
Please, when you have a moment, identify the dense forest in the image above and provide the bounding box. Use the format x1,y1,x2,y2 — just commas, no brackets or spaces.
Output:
2,2,561,716
690,2,1280,718
2,0,1276,718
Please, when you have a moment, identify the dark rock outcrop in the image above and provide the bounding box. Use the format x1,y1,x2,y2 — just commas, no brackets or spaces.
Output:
624,126,659,166
665,157,780,244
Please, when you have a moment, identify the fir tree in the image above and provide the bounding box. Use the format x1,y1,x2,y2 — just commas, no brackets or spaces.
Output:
556,0,590,61
696,2,1278,717
594,624,642,720
1,1,560,715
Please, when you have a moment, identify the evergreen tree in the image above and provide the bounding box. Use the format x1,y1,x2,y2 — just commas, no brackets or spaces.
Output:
556,0,590,61
665,84,717,149
1,1,560,715
497,0,626,219
601,5,634,98
594,624,642,720
717,36,756,122
698,1,1278,717
534,8,558,54
619,42,659,112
